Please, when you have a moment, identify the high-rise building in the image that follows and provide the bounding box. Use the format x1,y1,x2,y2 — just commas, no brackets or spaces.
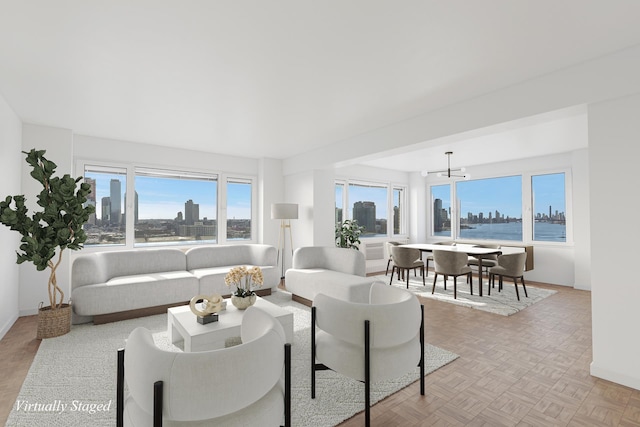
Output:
434,198,443,232
101,197,111,223
185,199,200,225
353,201,376,234
110,179,121,225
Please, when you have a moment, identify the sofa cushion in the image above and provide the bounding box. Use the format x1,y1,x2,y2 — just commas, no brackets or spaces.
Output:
72,271,199,316
186,244,276,270
191,264,279,295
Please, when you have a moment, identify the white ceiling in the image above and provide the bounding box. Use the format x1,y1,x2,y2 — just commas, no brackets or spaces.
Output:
1,1,640,167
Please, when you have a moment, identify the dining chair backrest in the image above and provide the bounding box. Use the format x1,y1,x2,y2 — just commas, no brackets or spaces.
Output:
385,241,401,259
496,252,527,276
433,250,469,275
476,243,501,260
390,246,421,269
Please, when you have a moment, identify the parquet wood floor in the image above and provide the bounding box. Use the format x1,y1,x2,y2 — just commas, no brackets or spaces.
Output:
337,278,640,426
1,277,639,426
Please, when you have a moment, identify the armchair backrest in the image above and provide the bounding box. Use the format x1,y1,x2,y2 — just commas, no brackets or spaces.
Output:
314,282,421,349
496,252,527,276
433,250,469,274
292,246,366,276
124,306,285,422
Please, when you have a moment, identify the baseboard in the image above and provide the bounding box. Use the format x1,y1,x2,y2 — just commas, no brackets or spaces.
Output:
94,301,191,324
0,312,19,341
291,294,312,307
590,361,640,391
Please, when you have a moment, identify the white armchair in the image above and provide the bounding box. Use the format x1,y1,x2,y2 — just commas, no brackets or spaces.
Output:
117,306,291,427
311,282,424,427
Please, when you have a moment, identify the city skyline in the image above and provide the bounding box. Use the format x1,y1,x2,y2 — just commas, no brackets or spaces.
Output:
85,173,251,221
431,173,565,219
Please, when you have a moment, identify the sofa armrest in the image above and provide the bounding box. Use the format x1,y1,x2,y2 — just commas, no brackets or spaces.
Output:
292,247,365,277
72,254,107,290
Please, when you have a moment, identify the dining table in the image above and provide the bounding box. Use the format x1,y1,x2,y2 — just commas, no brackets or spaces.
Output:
400,243,502,296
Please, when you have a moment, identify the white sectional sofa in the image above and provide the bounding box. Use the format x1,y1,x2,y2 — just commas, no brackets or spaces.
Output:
284,246,375,306
71,244,277,324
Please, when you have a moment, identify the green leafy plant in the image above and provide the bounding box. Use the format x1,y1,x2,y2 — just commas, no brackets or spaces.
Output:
335,219,365,250
0,149,95,310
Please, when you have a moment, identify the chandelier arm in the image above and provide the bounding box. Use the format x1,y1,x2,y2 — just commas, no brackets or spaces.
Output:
422,151,469,179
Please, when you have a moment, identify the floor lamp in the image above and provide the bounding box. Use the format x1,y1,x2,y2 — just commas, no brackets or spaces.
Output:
271,203,298,283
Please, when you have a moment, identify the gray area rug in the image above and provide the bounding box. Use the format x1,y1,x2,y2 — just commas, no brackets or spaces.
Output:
7,291,458,426
374,273,557,316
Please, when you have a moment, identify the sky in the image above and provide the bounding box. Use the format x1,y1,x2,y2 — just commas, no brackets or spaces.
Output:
432,173,565,218
86,172,251,220
88,171,564,222
336,184,390,219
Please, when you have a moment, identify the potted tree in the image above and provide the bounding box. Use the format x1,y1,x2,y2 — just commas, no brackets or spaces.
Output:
335,219,365,250
0,149,94,339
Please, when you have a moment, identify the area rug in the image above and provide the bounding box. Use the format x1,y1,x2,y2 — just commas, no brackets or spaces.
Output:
6,291,458,426
374,273,556,316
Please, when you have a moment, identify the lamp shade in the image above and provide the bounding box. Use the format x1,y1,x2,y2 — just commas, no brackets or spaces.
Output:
271,203,298,220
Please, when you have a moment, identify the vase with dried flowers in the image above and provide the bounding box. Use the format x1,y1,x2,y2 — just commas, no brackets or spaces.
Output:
224,266,263,309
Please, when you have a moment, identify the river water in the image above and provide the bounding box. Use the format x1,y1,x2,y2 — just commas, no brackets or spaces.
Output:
435,222,566,242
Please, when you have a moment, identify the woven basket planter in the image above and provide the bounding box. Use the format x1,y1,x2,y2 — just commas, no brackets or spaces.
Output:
37,303,72,339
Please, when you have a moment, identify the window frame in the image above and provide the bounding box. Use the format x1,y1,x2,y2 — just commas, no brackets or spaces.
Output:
335,178,408,240
427,167,571,245
223,174,257,242
76,159,258,251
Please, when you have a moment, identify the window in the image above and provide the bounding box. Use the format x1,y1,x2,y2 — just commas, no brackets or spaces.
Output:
83,165,127,246
430,184,451,238
348,182,388,237
532,173,566,242
80,160,255,248
134,168,218,246
429,171,568,243
226,178,252,240
335,182,344,228
335,180,406,238
392,187,406,235
457,176,522,241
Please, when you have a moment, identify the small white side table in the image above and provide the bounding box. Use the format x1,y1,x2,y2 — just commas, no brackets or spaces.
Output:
167,297,294,352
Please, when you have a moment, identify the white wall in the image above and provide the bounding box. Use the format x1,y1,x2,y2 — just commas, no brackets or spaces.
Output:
283,171,314,271
20,124,74,315
571,148,591,290
74,134,259,176
311,169,336,248
589,92,640,390
0,92,22,338
259,157,284,246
